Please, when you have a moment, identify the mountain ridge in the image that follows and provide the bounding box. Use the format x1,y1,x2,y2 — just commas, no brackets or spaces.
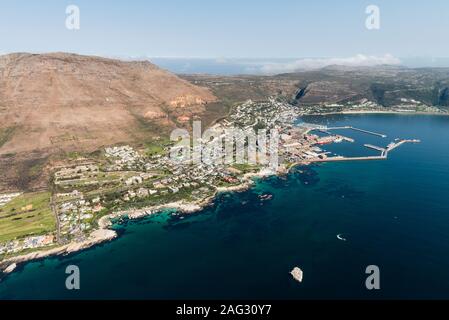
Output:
0,52,216,155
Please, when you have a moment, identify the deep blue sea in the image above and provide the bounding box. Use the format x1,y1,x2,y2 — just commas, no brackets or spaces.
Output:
1,114,449,299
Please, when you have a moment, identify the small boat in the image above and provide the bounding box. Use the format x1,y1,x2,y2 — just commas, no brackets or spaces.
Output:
259,194,273,201
337,234,347,241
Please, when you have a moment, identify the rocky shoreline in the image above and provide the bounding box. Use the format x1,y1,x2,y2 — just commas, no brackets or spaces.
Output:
2,109,427,276
0,168,275,276
0,229,117,277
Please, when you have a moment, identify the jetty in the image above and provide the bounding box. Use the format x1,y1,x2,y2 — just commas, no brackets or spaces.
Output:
386,139,421,152
341,136,355,143
364,144,386,153
326,126,351,130
311,155,386,163
349,127,387,138
326,126,387,138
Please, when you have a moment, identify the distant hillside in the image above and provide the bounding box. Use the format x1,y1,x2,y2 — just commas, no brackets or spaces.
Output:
0,52,216,155
277,66,449,107
0,52,219,192
184,66,449,108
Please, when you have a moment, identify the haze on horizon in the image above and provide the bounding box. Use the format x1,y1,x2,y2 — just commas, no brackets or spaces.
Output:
1,0,449,73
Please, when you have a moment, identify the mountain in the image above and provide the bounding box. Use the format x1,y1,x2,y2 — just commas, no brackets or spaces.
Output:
276,66,449,106
184,66,449,108
0,52,216,156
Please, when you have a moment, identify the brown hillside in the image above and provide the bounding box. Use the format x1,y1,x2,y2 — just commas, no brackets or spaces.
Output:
0,52,216,155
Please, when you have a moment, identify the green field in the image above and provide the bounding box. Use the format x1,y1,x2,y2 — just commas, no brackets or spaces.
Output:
0,192,56,243
231,163,260,174
145,137,172,157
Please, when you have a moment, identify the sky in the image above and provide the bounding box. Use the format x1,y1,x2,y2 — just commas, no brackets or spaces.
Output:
0,0,448,72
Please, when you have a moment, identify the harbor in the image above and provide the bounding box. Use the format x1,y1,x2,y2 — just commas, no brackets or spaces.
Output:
299,123,420,164
310,139,420,163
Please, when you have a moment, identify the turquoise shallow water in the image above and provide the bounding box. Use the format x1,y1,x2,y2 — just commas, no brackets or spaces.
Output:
1,114,449,299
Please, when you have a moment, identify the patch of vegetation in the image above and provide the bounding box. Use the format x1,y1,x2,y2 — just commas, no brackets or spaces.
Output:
144,137,172,157
292,86,309,105
202,100,234,128
0,152,16,158
231,163,260,174
370,83,387,106
119,186,210,211
15,157,49,191
64,151,83,160
253,121,266,131
0,126,16,148
89,149,104,159
130,110,171,138
438,87,449,106
0,192,56,243
89,207,111,229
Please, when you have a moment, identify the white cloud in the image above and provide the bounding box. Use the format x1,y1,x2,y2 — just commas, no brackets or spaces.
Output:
246,54,402,74
214,57,229,64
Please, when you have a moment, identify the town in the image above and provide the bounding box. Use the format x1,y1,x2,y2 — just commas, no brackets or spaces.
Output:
0,97,419,259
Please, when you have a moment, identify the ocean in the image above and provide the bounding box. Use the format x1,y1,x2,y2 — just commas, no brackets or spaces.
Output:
1,114,449,299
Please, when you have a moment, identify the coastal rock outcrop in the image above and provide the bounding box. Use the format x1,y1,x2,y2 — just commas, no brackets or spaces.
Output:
4,263,17,274
290,267,303,283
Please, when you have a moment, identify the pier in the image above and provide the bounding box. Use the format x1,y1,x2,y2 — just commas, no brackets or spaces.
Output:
326,126,387,138
326,126,351,130
307,139,420,164
341,136,355,143
386,139,421,152
310,155,386,163
364,144,386,152
349,127,387,138
315,129,354,143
